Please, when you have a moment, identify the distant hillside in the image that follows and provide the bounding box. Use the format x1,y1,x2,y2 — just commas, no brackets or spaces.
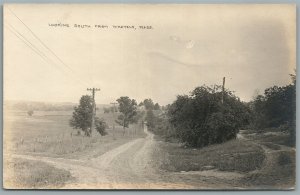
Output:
3,100,110,111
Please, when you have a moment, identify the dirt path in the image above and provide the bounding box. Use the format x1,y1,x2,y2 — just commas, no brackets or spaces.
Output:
7,125,199,189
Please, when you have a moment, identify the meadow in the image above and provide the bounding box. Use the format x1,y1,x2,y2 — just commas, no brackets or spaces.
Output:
4,109,146,158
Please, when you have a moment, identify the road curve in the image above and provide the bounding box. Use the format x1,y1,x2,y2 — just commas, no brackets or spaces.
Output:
7,125,197,189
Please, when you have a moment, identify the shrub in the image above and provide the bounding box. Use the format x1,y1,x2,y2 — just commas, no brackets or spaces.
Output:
95,117,108,136
168,85,250,147
27,110,34,116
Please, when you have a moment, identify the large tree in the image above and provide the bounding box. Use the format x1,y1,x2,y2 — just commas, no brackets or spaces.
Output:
69,95,93,136
116,96,138,135
168,85,250,147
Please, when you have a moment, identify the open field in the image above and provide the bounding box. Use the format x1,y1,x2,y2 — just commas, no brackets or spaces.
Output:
4,110,146,157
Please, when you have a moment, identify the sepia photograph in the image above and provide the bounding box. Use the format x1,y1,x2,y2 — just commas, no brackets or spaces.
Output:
2,4,296,189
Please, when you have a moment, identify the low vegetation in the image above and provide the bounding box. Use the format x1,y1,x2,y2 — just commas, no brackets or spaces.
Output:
159,139,265,173
7,110,145,158
240,150,295,188
4,158,73,189
242,130,292,147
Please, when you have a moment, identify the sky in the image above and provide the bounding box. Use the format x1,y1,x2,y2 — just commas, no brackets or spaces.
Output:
4,4,296,105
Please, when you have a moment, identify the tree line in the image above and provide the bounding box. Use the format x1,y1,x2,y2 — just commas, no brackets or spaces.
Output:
69,73,296,148
69,96,161,137
249,73,296,146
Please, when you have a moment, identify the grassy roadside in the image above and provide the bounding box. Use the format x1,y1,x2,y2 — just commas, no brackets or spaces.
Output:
240,129,292,147
158,138,265,173
238,129,296,188
240,150,296,189
4,158,74,189
155,128,295,189
9,124,146,159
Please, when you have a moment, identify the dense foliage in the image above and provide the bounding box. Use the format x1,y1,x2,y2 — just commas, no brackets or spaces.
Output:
250,74,296,146
167,85,250,147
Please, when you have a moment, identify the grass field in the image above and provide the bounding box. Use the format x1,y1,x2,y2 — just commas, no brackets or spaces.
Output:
4,110,146,157
159,139,265,173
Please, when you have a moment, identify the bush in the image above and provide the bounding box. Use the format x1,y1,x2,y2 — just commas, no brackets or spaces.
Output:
27,110,34,116
95,117,108,136
168,85,250,147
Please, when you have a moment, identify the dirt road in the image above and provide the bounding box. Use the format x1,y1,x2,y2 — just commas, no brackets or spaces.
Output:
8,128,290,189
7,125,202,189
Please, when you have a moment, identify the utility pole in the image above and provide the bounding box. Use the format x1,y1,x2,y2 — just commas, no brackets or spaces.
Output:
222,77,226,104
87,88,100,136
110,102,118,139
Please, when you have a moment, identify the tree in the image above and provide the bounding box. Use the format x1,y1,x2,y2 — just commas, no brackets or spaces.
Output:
145,109,156,129
250,73,296,146
116,96,138,135
154,103,160,110
95,117,108,136
168,85,250,147
69,95,93,136
143,99,154,110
